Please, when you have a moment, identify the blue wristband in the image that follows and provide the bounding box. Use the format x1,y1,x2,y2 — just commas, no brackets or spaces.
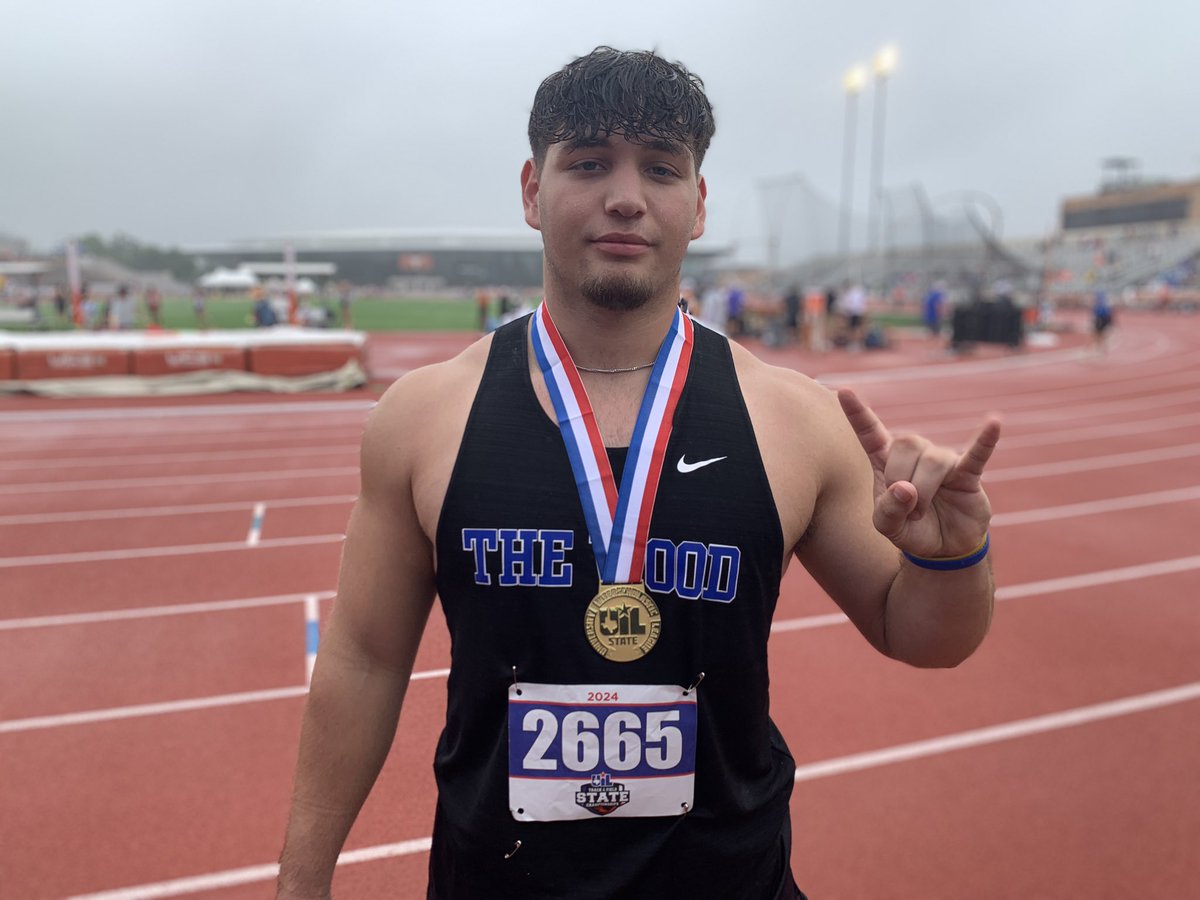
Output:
902,534,990,571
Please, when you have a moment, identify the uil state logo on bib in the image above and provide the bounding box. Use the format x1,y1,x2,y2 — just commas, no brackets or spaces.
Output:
584,583,661,662
576,772,630,816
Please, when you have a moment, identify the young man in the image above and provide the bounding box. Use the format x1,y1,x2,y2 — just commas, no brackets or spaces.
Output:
278,47,998,900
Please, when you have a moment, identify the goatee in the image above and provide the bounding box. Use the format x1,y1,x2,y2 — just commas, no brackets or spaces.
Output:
580,272,656,312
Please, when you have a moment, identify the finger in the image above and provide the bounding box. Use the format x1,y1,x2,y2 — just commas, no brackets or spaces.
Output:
906,445,958,519
952,417,1002,486
882,434,923,490
873,480,918,541
837,388,891,467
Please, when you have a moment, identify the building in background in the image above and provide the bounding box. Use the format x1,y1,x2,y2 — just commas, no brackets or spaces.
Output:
188,228,730,291
1060,160,1200,237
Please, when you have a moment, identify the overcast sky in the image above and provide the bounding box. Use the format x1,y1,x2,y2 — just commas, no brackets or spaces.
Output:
4,0,1198,261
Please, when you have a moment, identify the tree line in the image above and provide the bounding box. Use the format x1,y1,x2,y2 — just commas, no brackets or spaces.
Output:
79,233,199,284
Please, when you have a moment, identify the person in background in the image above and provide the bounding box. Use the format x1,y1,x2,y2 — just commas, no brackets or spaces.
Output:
54,285,68,321
338,282,352,328
922,281,945,337
109,284,136,330
1092,288,1115,354
783,285,802,342
191,286,208,329
143,285,162,327
840,281,867,349
254,294,279,327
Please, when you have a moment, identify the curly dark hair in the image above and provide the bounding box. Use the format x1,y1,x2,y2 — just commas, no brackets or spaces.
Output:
528,46,716,172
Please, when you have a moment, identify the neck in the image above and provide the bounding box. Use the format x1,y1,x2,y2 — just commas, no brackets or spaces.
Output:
541,294,680,370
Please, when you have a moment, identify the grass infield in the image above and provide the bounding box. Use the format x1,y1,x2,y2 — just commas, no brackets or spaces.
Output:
5,295,485,333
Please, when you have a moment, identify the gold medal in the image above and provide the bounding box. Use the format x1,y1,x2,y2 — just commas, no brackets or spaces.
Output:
584,583,661,662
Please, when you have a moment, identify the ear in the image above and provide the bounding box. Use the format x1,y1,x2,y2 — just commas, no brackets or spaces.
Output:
521,158,542,231
691,175,707,241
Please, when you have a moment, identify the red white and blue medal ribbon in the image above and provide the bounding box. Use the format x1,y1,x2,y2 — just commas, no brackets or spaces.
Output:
531,302,693,584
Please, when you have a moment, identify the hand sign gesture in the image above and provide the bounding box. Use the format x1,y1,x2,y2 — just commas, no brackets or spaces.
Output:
838,388,1001,561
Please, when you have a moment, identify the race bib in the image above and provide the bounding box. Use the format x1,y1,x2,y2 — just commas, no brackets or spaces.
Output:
508,682,698,821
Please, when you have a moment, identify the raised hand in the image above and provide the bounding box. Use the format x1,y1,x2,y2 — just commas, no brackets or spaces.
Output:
837,388,1001,560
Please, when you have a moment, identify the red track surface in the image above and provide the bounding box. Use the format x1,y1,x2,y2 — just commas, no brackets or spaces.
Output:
2,313,1198,899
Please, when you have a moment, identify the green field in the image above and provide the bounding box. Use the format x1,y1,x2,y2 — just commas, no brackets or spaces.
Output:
163,295,485,331
5,295,486,333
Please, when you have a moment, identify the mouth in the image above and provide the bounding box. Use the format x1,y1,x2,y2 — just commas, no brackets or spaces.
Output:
592,233,652,257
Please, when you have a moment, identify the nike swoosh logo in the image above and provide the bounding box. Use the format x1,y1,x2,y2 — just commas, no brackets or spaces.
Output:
677,455,727,474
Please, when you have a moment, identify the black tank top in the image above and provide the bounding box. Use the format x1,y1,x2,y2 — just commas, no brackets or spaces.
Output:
430,314,796,899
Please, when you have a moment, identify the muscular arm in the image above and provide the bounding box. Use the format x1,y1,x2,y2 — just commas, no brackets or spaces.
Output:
736,343,996,669
798,387,996,667
277,383,438,899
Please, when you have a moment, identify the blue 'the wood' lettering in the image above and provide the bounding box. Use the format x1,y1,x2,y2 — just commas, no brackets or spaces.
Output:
462,528,574,587
462,530,739,602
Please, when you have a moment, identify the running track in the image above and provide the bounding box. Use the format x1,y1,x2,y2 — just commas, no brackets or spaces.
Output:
1,314,1197,899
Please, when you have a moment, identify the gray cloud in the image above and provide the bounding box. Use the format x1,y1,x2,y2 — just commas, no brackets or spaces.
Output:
2,0,1197,260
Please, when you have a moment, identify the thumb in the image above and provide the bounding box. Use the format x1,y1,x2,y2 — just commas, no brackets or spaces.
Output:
874,481,918,541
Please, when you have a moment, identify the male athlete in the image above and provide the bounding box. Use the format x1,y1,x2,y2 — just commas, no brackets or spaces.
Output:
278,47,999,899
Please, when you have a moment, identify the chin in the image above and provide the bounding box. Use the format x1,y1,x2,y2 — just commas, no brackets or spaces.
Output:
579,272,660,312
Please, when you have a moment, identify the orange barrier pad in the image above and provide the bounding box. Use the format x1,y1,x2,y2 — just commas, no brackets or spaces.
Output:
16,349,132,379
0,349,13,380
248,344,362,377
132,346,248,376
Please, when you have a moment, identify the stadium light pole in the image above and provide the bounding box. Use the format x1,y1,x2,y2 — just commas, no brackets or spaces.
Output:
866,44,898,278
837,64,868,261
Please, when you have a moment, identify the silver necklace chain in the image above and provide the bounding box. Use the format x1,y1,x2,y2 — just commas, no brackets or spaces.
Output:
573,361,656,374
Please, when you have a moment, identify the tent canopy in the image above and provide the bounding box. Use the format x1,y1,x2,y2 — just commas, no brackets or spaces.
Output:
199,267,259,290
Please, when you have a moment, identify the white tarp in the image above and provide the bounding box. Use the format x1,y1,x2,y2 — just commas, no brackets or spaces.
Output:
264,276,318,295
0,359,367,397
0,327,366,352
198,267,259,290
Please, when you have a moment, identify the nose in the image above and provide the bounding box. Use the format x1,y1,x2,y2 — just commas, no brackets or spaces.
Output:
604,163,647,219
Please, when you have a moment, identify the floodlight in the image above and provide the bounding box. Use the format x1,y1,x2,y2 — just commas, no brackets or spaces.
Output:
874,44,899,77
844,65,868,95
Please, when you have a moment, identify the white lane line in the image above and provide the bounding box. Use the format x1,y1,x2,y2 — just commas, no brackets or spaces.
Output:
817,345,1094,386
0,420,364,448
0,534,344,568
0,444,358,470
0,686,310,734
0,591,337,631
877,359,1200,423
897,386,1200,440
991,486,1200,526
996,412,1200,451
0,466,359,495
0,421,367,451
792,681,1200,782
995,555,1200,601
68,838,435,900
0,669,453,734
985,442,1200,482
769,612,850,633
769,554,1200,635
0,399,376,423
246,503,266,546
0,494,357,527
4,556,1196,733
63,682,1200,899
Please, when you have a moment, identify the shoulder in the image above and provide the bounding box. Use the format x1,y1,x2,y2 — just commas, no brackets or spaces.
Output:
724,338,866,552
361,331,498,538
364,331,495,469
726,338,846,439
